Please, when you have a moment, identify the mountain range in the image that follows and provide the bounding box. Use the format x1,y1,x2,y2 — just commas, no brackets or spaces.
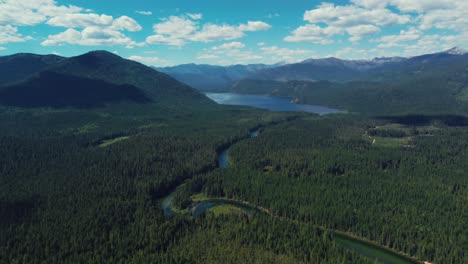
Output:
1,48,467,115
158,47,468,90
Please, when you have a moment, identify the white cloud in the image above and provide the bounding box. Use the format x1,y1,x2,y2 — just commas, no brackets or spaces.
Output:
285,2,410,44
303,3,410,27
146,35,186,47
146,15,271,46
42,27,143,48
260,46,314,62
346,25,381,42
111,16,142,32
350,0,388,9
136,11,152,16
374,27,421,48
0,0,82,26
0,25,32,44
46,13,114,28
212,42,245,50
146,16,197,46
197,54,219,60
128,55,169,66
284,24,339,44
0,0,142,48
191,24,245,42
238,21,271,31
389,0,454,13
42,12,142,48
187,13,202,20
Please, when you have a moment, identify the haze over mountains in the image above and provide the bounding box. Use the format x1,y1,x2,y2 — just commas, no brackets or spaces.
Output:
158,47,468,89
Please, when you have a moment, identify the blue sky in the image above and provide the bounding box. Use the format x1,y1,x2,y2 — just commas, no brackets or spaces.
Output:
1,0,467,66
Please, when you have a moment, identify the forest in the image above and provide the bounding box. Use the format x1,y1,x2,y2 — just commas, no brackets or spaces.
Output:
1,50,467,263
1,100,466,263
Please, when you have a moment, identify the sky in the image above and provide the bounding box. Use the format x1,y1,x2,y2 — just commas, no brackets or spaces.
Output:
1,0,468,66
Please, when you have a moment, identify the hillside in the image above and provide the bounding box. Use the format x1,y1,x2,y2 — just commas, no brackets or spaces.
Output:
0,53,64,86
0,51,212,108
0,71,151,108
230,74,468,115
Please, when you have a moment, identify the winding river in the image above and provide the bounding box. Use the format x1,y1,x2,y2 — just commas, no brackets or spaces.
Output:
160,120,420,264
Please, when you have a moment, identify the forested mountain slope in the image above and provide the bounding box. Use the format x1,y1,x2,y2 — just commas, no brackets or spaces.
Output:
0,51,211,108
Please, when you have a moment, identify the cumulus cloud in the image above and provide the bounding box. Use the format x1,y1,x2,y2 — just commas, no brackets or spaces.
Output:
260,46,314,62
303,3,410,27
191,24,245,42
346,25,381,42
42,14,142,47
374,27,421,48
362,0,468,53
0,0,142,47
0,25,32,44
212,42,245,50
284,24,340,44
42,27,143,48
146,14,271,46
285,2,409,44
0,0,82,26
47,14,114,28
238,21,271,31
111,16,142,32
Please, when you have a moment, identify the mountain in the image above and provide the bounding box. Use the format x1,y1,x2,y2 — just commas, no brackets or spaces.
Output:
0,51,211,108
443,47,468,55
251,47,468,82
0,53,65,86
156,63,274,91
157,47,468,86
229,47,468,115
0,71,151,108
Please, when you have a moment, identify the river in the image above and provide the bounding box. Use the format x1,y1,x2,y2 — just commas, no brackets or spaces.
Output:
160,120,420,264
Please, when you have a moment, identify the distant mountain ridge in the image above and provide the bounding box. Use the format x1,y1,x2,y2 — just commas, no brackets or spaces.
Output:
0,51,211,108
156,63,275,91
229,47,468,115
158,47,468,90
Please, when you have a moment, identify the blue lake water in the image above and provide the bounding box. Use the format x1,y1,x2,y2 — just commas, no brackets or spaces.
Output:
206,93,343,115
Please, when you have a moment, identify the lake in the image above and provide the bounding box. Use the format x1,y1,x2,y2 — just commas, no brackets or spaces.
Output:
206,92,343,115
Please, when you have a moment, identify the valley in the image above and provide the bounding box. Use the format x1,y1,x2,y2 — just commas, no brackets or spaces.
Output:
0,49,467,264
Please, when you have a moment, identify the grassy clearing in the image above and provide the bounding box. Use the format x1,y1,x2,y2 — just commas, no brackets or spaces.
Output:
371,136,413,148
334,233,420,264
191,193,209,202
98,136,130,147
208,204,244,216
